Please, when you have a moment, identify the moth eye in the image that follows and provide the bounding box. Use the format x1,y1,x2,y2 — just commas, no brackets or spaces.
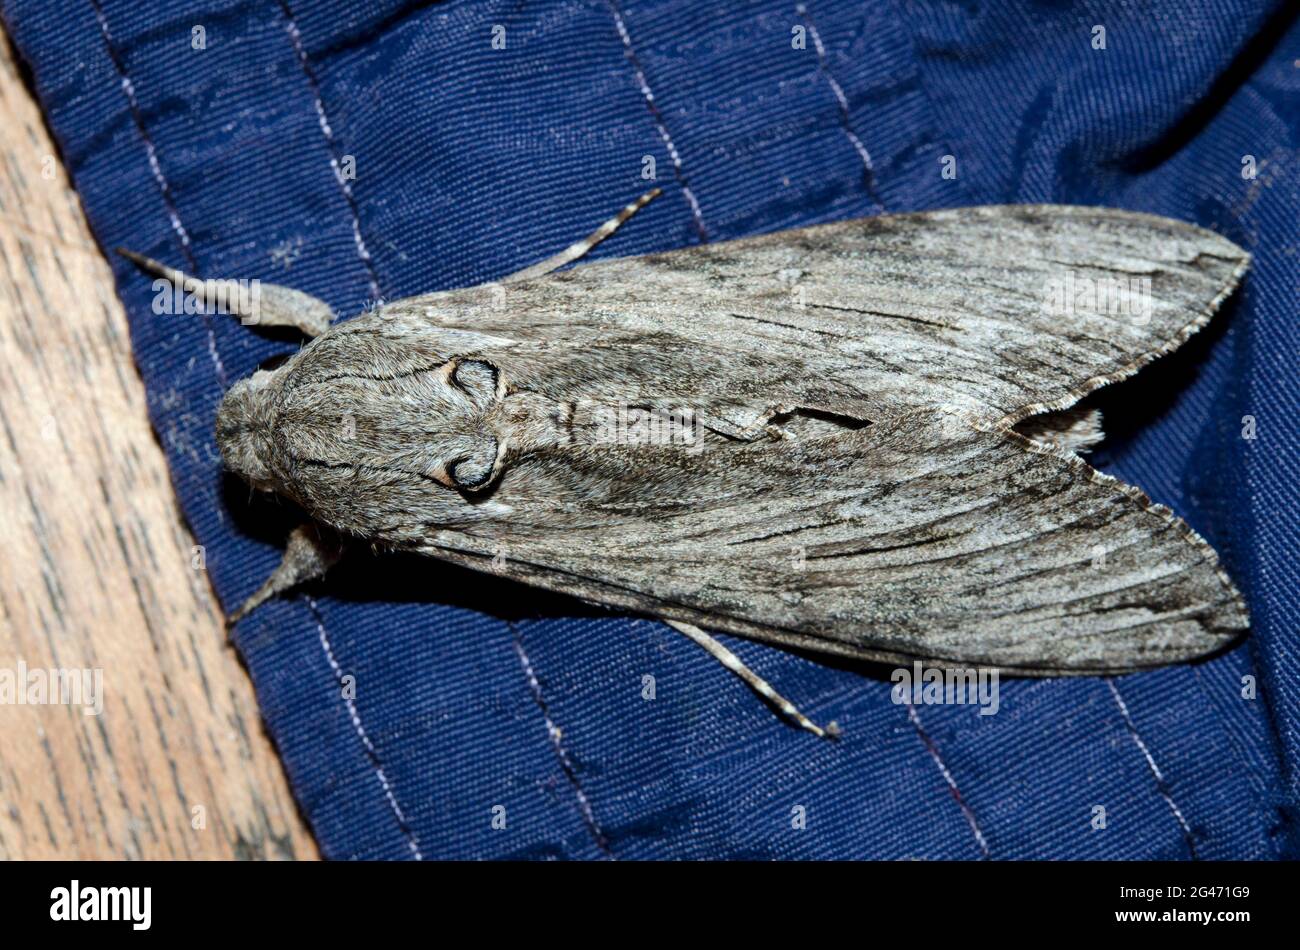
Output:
446,438,499,490
450,359,499,406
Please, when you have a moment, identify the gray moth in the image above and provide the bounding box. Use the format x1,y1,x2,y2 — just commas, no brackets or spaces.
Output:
121,192,1250,738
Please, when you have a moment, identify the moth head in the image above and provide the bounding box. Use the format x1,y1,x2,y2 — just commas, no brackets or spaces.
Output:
215,370,279,491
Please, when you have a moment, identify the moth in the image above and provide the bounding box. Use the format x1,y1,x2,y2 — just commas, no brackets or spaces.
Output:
121,191,1250,738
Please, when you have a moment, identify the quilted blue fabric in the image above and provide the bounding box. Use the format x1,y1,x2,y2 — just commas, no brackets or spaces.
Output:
4,0,1295,859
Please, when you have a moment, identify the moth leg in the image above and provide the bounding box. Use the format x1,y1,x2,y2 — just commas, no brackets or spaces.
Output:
227,523,343,628
116,249,336,337
666,620,840,740
501,188,662,283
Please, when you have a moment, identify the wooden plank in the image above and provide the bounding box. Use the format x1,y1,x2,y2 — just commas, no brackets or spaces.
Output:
0,26,317,860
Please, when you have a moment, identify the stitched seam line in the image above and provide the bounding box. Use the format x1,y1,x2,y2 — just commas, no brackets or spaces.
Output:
1107,678,1198,859
510,623,614,858
907,702,991,858
90,0,227,387
796,3,884,212
309,597,424,859
605,0,708,242
279,0,383,303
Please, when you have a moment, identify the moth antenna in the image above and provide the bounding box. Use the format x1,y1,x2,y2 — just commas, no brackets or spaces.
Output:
502,187,662,283
116,247,336,338
666,620,839,740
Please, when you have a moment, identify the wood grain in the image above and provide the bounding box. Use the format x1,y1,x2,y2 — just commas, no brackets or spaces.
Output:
0,27,317,860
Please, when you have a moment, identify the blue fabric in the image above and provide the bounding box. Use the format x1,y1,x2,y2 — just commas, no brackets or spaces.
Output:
4,0,1295,859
